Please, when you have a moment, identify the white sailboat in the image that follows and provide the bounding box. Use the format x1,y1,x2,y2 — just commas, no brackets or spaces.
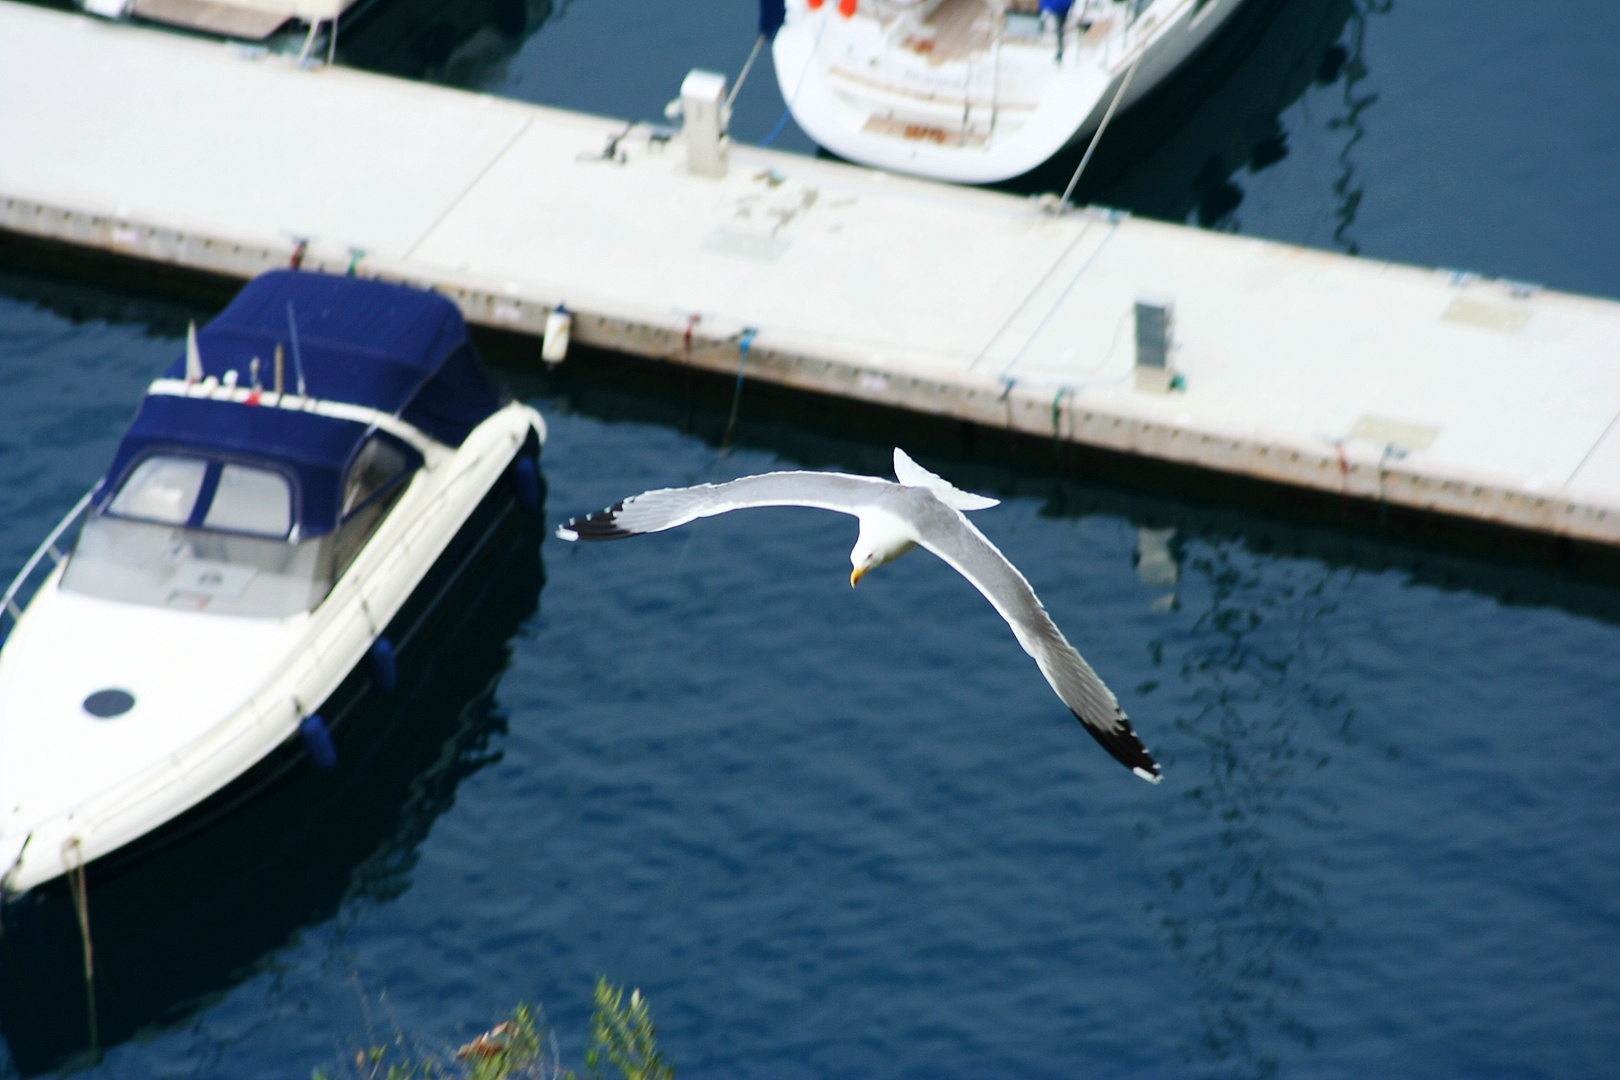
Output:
771,0,1251,183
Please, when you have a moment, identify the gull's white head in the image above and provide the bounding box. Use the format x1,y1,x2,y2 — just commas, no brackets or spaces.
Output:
849,450,1000,585
849,510,917,586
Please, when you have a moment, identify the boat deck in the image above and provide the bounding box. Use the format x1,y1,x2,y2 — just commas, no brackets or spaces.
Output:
911,0,992,62
4,2,1620,557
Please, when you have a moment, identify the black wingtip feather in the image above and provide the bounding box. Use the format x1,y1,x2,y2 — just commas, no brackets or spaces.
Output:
561,501,634,541
1074,710,1162,783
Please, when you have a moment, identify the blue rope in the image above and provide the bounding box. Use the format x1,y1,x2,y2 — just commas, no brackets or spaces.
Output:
735,329,756,388
760,107,793,148
720,329,758,452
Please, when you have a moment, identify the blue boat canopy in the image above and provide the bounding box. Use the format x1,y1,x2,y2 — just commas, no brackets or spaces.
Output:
100,271,506,538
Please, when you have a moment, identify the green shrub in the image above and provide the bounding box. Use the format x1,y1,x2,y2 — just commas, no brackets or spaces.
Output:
313,980,670,1080
566,978,673,1080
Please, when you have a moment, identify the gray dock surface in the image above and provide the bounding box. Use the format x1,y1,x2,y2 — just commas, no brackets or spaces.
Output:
4,1,1620,549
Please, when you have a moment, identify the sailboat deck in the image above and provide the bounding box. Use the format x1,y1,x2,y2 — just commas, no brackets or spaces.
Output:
906,0,993,63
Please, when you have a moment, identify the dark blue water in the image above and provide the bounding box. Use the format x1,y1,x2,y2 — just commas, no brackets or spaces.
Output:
4,1,1620,1076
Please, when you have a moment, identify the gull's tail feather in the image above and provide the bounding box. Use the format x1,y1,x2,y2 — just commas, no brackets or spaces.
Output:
893,448,999,511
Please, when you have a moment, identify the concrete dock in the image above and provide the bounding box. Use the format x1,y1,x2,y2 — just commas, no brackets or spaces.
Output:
4,1,1620,552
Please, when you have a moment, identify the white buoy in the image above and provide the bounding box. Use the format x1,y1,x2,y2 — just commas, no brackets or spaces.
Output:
542,306,572,365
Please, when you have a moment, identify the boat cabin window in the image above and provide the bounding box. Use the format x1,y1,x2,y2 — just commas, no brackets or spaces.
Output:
203,464,293,537
105,454,293,539
62,441,420,619
332,436,414,581
343,436,409,516
107,456,207,524
64,453,320,618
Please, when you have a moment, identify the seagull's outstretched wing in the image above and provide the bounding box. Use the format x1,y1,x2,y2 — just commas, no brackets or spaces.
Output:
555,470,890,540
900,491,1162,782
556,465,1162,783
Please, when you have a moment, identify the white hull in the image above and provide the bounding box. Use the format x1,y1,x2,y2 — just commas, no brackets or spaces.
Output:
773,0,1249,183
0,401,544,897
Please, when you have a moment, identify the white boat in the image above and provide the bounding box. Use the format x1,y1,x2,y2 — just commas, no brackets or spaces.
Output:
81,0,351,47
771,0,1251,183
0,270,546,898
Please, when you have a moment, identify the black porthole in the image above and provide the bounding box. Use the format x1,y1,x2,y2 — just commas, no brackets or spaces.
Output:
83,689,135,719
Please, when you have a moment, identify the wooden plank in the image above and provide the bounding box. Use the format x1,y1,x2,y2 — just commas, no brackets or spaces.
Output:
131,0,287,39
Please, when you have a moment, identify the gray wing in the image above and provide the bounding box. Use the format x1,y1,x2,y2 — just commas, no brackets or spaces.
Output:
556,471,894,540
899,491,1162,783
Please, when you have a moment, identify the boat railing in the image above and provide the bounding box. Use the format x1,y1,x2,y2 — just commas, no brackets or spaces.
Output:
0,483,101,647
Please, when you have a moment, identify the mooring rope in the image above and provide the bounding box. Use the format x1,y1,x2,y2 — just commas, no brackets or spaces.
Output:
1060,40,1147,208
726,35,767,113
65,839,99,1056
720,328,758,453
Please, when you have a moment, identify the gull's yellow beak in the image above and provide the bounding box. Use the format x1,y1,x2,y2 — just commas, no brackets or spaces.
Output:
850,566,866,587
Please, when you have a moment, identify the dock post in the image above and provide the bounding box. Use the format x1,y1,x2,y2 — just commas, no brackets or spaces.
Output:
1133,294,1176,394
680,70,731,178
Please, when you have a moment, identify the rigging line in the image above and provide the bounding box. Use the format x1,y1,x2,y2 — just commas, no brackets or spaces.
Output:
968,223,1093,372
762,12,826,148
1060,38,1147,208
1564,401,1620,488
401,115,535,259
998,218,1119,384
726,34,767,112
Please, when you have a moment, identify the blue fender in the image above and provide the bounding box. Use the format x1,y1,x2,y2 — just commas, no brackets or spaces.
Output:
299,714,337,771
512,452,541,513
370,636,398,692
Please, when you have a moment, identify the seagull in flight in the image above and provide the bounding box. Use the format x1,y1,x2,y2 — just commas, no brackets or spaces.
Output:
556,448,1161,782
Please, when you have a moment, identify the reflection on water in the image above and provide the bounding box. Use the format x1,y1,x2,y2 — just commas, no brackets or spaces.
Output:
337,0,554,85
1150,543,1349,1077
1134,526,1179,610
999,0,1403,260
1323,0,1387,253
1004,0,1356,215
0,269,214,342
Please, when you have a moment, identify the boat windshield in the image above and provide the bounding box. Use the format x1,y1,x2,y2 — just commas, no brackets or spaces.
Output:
61,453,333,617
62,517,333,618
